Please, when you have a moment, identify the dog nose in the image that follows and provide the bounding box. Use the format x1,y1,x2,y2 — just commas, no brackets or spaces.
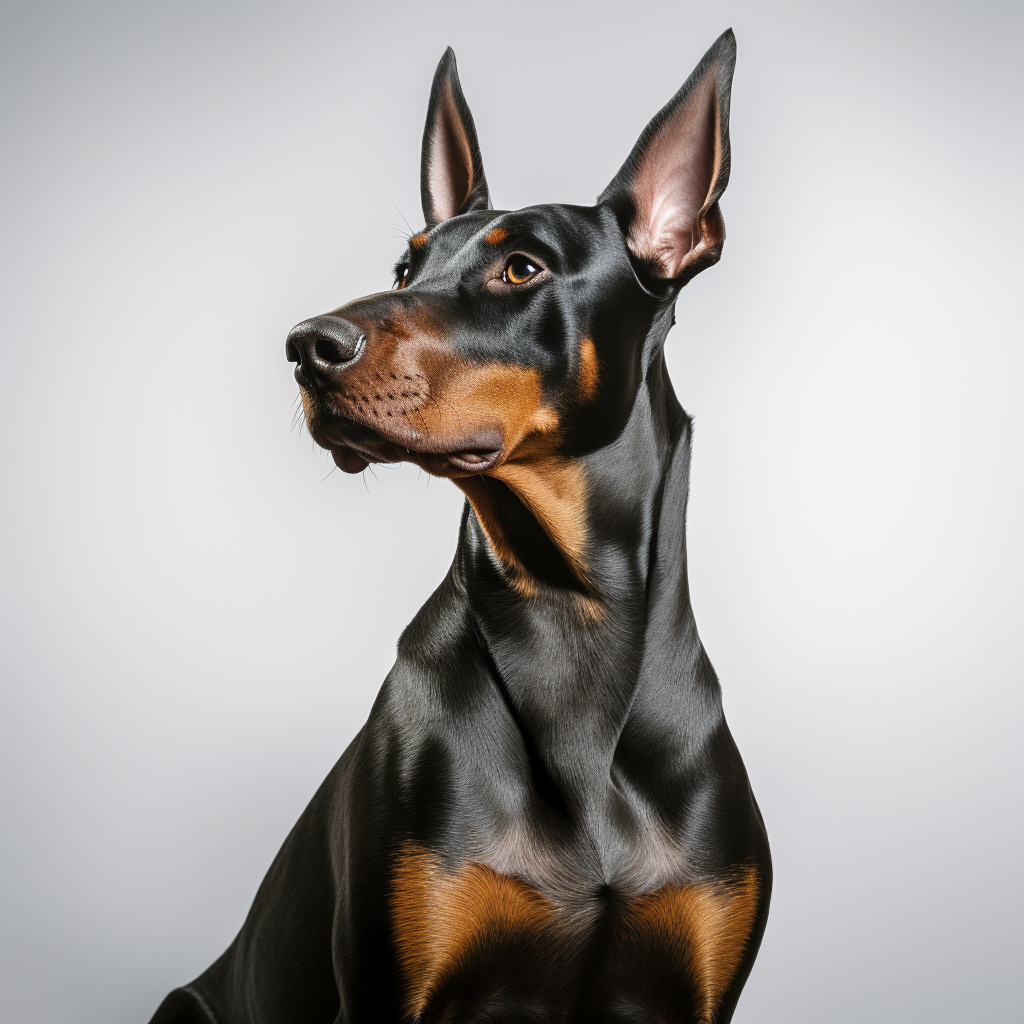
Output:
285,315,365,384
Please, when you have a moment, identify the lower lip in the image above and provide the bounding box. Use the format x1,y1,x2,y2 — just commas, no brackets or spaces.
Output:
446,449,501,472
331,446,370,474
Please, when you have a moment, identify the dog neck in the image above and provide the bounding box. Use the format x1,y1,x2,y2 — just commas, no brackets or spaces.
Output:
447,327,720,811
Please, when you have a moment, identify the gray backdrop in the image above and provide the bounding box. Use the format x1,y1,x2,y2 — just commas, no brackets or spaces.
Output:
2,2,1021,1022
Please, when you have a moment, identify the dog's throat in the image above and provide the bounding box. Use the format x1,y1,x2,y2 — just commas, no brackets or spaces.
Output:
457,475,588,593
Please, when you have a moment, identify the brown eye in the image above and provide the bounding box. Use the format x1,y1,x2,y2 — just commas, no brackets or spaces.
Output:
393,263,410,290
503,255,541,285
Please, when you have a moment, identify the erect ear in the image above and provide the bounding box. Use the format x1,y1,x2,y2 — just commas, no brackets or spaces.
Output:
599,29,736,286
420,48,490,227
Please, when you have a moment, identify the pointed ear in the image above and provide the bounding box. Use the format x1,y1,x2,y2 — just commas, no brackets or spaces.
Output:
420,48,490,227
599,29,736,286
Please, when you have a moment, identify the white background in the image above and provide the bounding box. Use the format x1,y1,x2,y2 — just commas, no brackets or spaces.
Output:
2,2,1021,1021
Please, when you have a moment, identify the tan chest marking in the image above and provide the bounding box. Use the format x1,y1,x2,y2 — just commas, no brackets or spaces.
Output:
626,865,760,1021
393,847,758,1021
391,844,561,1019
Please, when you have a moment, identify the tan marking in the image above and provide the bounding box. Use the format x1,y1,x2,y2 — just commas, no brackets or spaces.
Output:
455,476,535,597
578,337,599,401
628,866,760,1021
392,844,560,1019
305,308,592,590
485,226,509,246
492,456,589,582
409,358,590,588
574,592,605,624
410,233,428,250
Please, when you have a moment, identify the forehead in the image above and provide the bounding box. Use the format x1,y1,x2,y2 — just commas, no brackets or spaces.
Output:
411,204,612,272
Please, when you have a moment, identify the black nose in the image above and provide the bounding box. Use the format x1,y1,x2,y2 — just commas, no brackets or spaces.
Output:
285,315,365,384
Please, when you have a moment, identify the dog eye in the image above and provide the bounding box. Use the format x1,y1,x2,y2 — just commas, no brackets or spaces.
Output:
393,263,410,290
503,255,541,285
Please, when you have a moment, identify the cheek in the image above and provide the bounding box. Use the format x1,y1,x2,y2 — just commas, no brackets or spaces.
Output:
428,361,557,450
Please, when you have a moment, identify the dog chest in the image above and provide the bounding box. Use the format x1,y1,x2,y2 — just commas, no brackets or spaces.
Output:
390,842,760,1022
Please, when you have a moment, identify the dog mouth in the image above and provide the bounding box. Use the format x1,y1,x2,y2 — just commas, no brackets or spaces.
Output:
306,397,503,476
330,442,502,475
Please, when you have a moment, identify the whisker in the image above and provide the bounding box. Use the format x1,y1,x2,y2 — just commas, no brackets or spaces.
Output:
391,200,415,237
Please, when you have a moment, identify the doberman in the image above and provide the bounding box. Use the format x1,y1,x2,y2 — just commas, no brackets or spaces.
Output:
150,28,770,1024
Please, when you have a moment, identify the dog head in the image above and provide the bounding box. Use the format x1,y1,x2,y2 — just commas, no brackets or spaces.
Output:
288,33,736,589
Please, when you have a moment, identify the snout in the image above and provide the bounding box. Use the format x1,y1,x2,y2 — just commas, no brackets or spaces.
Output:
285,315,365,388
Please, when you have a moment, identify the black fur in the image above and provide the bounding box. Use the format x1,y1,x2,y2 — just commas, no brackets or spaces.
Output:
151,28,770,1024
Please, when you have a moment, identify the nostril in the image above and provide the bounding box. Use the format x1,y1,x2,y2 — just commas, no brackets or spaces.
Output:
315,335,350,366
285,340,301,364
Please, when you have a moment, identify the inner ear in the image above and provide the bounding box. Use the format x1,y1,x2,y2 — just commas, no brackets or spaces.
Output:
421,49,490,226
633,77,722,279
600,29,735,285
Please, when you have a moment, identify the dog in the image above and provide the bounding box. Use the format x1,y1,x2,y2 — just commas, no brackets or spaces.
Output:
150,28,770,1024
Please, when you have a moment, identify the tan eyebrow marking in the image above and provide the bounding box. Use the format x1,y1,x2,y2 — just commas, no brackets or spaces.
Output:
485,226,509,246
578,337,599,401
410,233,428,250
